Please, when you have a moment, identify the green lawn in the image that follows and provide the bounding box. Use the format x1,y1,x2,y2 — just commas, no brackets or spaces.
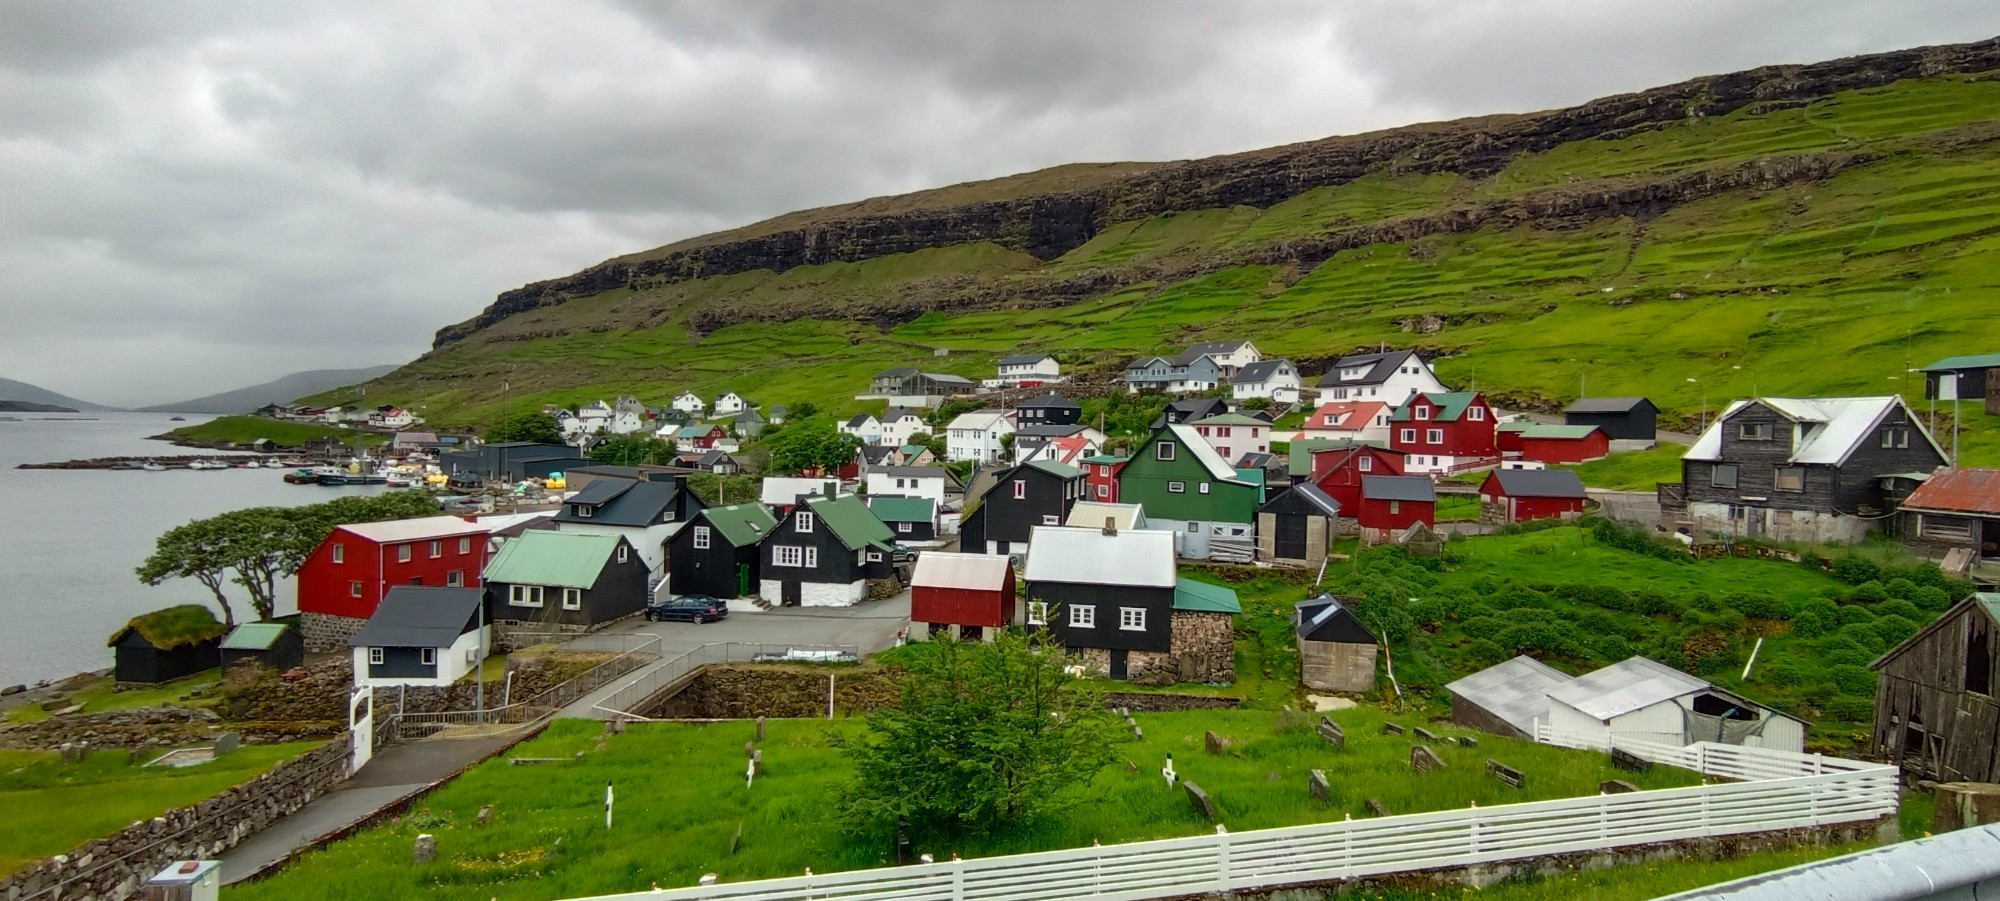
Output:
166,416,384,448
229,709,1697,901
6,670,222,725
0,742,320,874
1561,443,1688,491
1360,841,1877,901
1436,495,1481,522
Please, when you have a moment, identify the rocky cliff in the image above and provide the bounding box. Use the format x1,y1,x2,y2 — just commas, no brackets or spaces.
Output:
433,37,2000,349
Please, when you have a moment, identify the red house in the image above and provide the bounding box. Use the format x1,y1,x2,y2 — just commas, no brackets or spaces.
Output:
1479,469,1589,523
1389,392,1499,475
1305,441,1407,513
297,515,497,651
1501,423,1610,465
910,552,1017,640
1080,454,1129,504
1358,475,1435,541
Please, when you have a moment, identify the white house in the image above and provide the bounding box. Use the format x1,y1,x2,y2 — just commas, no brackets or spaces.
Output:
990,353,1062,387
368,407,417,429
1313,349,1446,406
1189,413,1271,463
1181,341,1262,380
607,411,647,435
761,477,847,507
840,413,883,444
1297,401,1392,445
575,402,612,434
878,407,928,448
671,391,706,415
865,465,955,505
946,410,1015,463
1231,359,1302,403
348,586,488,689
1543,657,1806,753
713,392,748,417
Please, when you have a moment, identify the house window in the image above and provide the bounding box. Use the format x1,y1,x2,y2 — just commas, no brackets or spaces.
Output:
1738,422,1773,441
1400,428,1416,443
420,648,436,666
1711,464,1739,489
369,647,384,666
774,546,804,567
447,570,463,587
574,505,593,518
350,580,363,598
1187,521,1199,532
331,543,344,564
693,526,711,549
1040,514,1061,526
1096,484,1109,498
897,522,912,533
1013,480,1027,500
1156,442,1176,461
1120,608,1146,631
1358,456,1372,472
510,585,544,607
805,547,819,568
867,550,883,562
1882,429,1910,448
1218,447,1231,459
397,544,411,563
1468,407,1485,421
1069,605,1096,628
1968,629,1992,696
796,512,815,532
562,588,582,610
459,537,471,554
1774,467,1804,492
1389,500,1401,515
616,545,629,564
1198,483,1210,494
1426,429,1444,444
1027,601,1049,625
429,540,441,559
1168,481,1186,493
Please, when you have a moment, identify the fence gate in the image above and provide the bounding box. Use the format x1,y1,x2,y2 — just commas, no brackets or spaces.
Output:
348,685,374,774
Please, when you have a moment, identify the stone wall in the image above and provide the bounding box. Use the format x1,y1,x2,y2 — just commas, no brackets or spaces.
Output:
1167,612,1235,685
640,665,1241,718
0,708,222,752
300,612,365,653
0,737,351,901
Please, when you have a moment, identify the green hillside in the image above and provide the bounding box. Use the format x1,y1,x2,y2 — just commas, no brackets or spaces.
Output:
332,70,2000,459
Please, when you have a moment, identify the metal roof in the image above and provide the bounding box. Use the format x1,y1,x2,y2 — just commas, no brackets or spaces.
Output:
845,413,877,428
1901,467,2000,516
1683,396,1943,466
1304,401,1388,431
1388,392,1481,422
349,587,483,649
1233,359,1294,384
1022,526,1177,587
1487,468,1588,498
338,515,493,544
1655,822,2000,900
220,623,292,651
1563,396,1656,414
1315,349,1418,388
1516,424,1601,440
867,495,936,523
554,479,687,527
1164,423,1245,482
998,354,1055,366
693,502,777,547
1919,352,2000,372
1173,577,1241,614
760,477,843,506
1016,393,1079,409
1262,482,1342,517
1294,595,1376,644
1023,459,1082,479
1546,656,1714,721
1065,502,1147,531
805,493,896,552
483,530,622,589
946,410,1013,431
1445,656,1574,736
911,552,1012,591
873,465,950,479
1362,475,1435,502
1183,340,1254,355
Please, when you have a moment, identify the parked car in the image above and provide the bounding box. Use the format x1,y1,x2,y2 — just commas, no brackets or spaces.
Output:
645,594,728,624
891,544,919,564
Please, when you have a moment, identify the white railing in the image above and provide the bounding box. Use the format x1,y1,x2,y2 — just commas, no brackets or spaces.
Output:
587,643,862,720
555,730,1895,900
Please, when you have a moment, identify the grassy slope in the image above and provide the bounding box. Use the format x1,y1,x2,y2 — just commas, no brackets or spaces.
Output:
0,742,319,874
229,711,1697,901
340,76,2000,464
166,415,384,448
6,669,221,725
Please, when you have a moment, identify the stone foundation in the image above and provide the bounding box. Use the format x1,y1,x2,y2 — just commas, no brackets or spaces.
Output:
637,665,1241,718
866,577,902,601
1167,611,1234,684
300,611,366,653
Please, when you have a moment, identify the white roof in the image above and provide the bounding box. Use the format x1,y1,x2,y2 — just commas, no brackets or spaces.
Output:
1546,656,1713,721
1164,423,1244,482
1683,396,1939,465
339,515,493,543
1445,656,1574,736
911,553,1012,591
469,511,557,534
1065,502,1147,531
760,477,843,506
946,410,1013,432
1022,526,1176,588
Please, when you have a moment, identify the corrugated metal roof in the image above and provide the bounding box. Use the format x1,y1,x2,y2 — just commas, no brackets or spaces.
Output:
761,477,842,506
221,623,291,651
1683,396,1942,465
1315,349,1416,388
867,495,936,523
1022,526,1176,587
1294,595,1375,643
1017,394,1078,409
999,354,1055,366
349,587,483,649
1164,423,1243,482
1173,578,1240,614
1563,397,1655,414
1655,822,2000,900
1902,467,2000,516
1517,424,1600,440
1233,359,1294,383
1023,459,1082,479
1388,392,1481,422
806,493,896,552
1919,352,2000,372
1489,469,1588,498
1263,482,1342,517
911,553,1011,591
1546,656,1710,721
1065,502,1147,531
1363,475,1434,502
696,503,777,548
339,515,493,544
1445,656,1574,736
483,530,622,589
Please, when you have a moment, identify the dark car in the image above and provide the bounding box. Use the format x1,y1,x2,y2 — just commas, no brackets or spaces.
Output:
645,594,728,624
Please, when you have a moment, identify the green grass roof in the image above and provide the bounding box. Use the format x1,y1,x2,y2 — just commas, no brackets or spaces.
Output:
111,604,226,649
220,623,291,651
806,493,896,552
1173,578,1241,614
483,530,622,589
697,502,778,547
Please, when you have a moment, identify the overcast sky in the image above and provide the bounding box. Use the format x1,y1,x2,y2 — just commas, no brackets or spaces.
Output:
4,2,1996,406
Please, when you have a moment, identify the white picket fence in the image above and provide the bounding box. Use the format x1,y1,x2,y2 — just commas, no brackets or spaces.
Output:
560,728,1896,900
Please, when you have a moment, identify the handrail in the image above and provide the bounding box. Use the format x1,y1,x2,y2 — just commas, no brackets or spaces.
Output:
587,643,862,720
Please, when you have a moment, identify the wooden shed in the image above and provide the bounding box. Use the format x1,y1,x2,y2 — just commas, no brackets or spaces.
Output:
1256,483,1340,569
910,552,1016,640
218,622,305,674
1562,396,1659,443
1293,595,1378,692
109,605,227,685
1870,593,2000,783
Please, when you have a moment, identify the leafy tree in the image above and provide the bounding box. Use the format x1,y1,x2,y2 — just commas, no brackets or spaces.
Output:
842,630,1118,838
906,432,947,459
927,398,984,428
788,401,819,420
136,517,242,627
590,434,674,466
767,423,861,475
486,410,563,444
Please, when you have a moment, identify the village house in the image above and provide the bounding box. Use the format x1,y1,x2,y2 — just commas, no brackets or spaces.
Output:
840,412,883,444
484,530,650,630
1296,401,1391,445
1293,595,1378,692
1022,524,1237,683
732,408,767,438
863,368,980,408
958,459,1085,558
1117,424,1262,561
991,354,1062,387
552,473,707,576
296,515,501,651
694,449,742,475
945,409,1015,463
758,492,899,607
1919,352,2000,415
348,586,489,689
1123,352,1223,395
1189,413,1271,463
218,622,305,674
1870,592,2000,783
671,391,706,415
1545,656,1805,752
391,431,442,452
1675,395,1946,543
368,406,418,430
1013,432,1096,468
1497,422,1610,465
1066,501,1147,531
673,424,728,452
1298,440,1406,514
1447,656,1575,741
1180,340,1262,379
1357,475,1435,542
1257,483,1341,568
910,552,1016,640
869,495,939,545
760,477,845,509
1479,468,1590,523
1563,397,1660,447
1015,393,1082,427
1231,359,1302,403
1152,397,1231,428
711,392,749,417
1900,468,2000,569
851,444,897,478
1080,453,1128,503
864,465,955,504
667,502,775,600
1312,349,1445,406
605,409,647,435
877,406,928,447
110,607,226,685
1388,391,1499,475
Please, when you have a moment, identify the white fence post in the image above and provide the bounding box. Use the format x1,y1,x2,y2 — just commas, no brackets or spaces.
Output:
950,858,966,901
1215,827,1231,892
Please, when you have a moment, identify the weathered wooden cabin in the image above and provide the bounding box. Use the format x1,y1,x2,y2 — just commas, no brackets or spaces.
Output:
1256,484,1340,569
1870,593,2000,783
1293,595,1378,692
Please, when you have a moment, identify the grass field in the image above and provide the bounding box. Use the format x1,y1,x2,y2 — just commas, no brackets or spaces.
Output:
4,669,221,724
228,709,1698,901
0,742,320,874
166,415,383,448
1360,841,1876,901
1561,443,1688,491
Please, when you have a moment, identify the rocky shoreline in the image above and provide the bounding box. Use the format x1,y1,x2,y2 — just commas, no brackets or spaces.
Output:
16,453,279,470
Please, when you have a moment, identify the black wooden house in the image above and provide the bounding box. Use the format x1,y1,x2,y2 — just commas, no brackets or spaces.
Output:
668,502,776,599
1021,525,1179,679
958,459,1084,557
109,605,228,685
482,530,651,629
1016,394,1082,427
1563,397,1659,441
218,622,305,674
758,493,897,607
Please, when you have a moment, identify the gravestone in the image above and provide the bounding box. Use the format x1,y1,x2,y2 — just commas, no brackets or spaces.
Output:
1318,718,1345,750
1365,798,1389,817
477,805,494,827
127,746,147,765
755,717,766,742
1454,736,1479,748
1610,748,1652,773
59,742,86,764
1382,723,1405,735
1309,769,1330,802
745,741,755,758
212,731,241,754
1486,759,1525,788
1267,771,1282,782
413,834,436,863
729,822,743,855
1118,707,1129,718
1183,781,1220,823
1413,727,1440,742
751,749,763,775
1410,745,1446,773
1133,725,1143,740
1599,779,1639,794
1204,731,1229,754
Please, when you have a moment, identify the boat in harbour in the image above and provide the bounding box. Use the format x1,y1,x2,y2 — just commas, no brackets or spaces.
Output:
282,469,321,484
141,461,167,472
188,460,228,470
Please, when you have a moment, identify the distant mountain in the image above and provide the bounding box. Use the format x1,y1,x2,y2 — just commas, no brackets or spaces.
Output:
139,365,401,414
0,377,113,411
0,401,78,413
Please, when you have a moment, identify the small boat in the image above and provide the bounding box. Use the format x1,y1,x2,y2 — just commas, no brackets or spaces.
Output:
141,461,167,472
168,416,186,421
385,475,415,488
282,469,321,484
188,460,228,470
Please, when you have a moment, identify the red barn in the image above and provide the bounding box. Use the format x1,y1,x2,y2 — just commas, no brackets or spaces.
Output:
1480,469,1589,522
297,515,496,651
1358,475,1435,540
1305,441,1407,513
910,552,1017,640
1513,424,1609,465
1388,392,1499,475
1080,454,1128,504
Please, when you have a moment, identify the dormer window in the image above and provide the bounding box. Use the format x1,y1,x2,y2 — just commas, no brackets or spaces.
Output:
1738,422,1773,441
1415,407,1431,420
795,511,814,532
574,505,593,518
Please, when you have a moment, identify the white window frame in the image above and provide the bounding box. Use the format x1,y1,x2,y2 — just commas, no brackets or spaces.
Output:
331,543,344,564
1168,480,1186,493
1156,441,1175,461
562,588,582,610
510,584,544,607
1120,607,1146,631
420,647,436,666
1041,514,1060,525
1096,484,1109,498
1426,428,1444,444
397,544,411,563
574,505,593,518
1468,407,1485,421
349,580,363,598
805,546,819,568
774,546,804,567
616,545,629,564
1013,480,1027,500
796,511,815,532
368,647,384,666
1027,601,1049,625
693,526,712,549
1415,407,1431,420
459,537,471,554
1389,500,1402,515
446,570,463,587
429,540,441,559
1198,482,1210,494
896,521,912,533
1400,428,1416,443
1358,456,1372,471
1069,604,1096,628
867,550,883,562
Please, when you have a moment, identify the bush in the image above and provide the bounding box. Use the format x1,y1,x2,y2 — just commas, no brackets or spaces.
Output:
1871,615,1922,649
1584,516,1688,562
1825,696,1875,722
1821,647,1872,668
1831,556,1881,585
1913,586,1953,613
1847,580,1889,603
1875,600,1922,622
1681,630,1734,675
1830,664,1877,695
1835,605,1875,627
1883,578,1919,602
1724,592,1790,621
1838,622,1888,654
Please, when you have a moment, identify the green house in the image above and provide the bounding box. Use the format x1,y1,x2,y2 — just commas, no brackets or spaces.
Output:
1117,424,1262,560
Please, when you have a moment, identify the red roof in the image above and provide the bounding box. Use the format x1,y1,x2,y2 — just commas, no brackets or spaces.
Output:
1305,401,1388,431
1903,468,2000,516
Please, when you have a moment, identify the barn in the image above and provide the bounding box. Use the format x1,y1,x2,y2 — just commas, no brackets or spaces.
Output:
910,552,1017,640
1545,656,1805,752
1562,396,1659,444
1512,424,1611,464
1357,475,1434,542
1479,469,1590,523
1256,483,1340,569
1293,595,1377,692
108,605,228,685
218,622,305,674
1870,593,2000,783
1446,655,1575,740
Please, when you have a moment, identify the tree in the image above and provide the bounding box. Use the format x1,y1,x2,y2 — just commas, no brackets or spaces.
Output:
590,434,673,466
136,517,241,627
841,630,1119,838
928,398,984,428
767,423,861,475
906,432,947,459
486,410,563,444
788,401,819,420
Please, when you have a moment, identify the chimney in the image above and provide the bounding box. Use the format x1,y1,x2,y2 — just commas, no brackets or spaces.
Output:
1102,516,1117,536
823,481,837,500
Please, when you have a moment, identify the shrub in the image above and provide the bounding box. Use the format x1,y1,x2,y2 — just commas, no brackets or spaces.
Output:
1583,516,1687,562
1875,600,1922,622
1830,664,1877,695
1628,589,1677,616
1724,592,1790,621
1791,610,1835,638
1826,696,1875,722
1831,556,1881,585
1883,578,1919,602
1847,580,1889,603
1835,605,1875,627
1463,638,1507,669
1838,622,1888,654
1681,631,1733,675
1913,586,1953,613
1870,615,1922,649
1821,647,1872,668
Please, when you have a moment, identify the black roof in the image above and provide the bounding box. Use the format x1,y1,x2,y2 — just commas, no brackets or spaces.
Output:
1234,359,1293,383
1316,349,1419,388
1152,397,1230,427
1295,595,1378,644
1363,475,1436,502
1237,451,1276,469
350,587,483,648
1017,394,1080,410
1564,396,1657,414
1488,468,1589,498
859,445,897,464
1260,482,1341,517
565,477,634,506
846,413,876,427
999,354,1054,365
555,477,689,527
1016,423,1087,438
874,367,919,379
